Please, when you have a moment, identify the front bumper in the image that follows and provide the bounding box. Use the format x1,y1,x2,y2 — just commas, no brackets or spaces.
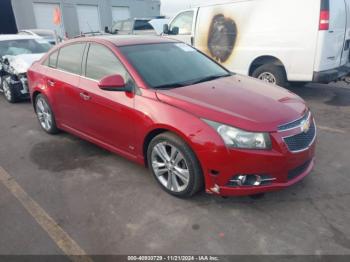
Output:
313,62,350,83
8,75,30,98
197,118,316,197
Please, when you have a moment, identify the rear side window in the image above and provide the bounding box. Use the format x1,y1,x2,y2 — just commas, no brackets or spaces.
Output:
48,50,59,68
57,43,85,75
85,44,128,81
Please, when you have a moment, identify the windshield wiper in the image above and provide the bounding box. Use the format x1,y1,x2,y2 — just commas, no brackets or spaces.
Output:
186,74,231,85
153,73,232,89
154,82,186,89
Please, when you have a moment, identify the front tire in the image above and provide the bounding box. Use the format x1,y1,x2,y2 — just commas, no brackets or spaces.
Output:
252,64,288,87
2,77,18,103
147,132,204,198
35,94,59,134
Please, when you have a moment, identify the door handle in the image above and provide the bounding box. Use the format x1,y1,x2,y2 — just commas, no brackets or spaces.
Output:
47,79,55,87
79,92,91,101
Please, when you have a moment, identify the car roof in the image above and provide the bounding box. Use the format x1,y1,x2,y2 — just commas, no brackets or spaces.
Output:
86,35,179,47
0,34,41,41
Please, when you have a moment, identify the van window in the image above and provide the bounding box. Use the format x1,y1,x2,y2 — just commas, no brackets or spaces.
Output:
85,44,128,81
134,20,153,30
57,43,85,75
169,11,194,35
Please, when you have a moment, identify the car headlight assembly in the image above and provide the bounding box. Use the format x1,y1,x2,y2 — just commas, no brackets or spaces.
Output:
203,119,272,150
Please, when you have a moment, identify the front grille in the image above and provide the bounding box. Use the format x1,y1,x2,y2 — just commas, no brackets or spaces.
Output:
278,111,309,131
283,121,316,152
288,160,311,181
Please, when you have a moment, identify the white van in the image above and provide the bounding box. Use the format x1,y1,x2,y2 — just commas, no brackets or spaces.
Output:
163,0,350,86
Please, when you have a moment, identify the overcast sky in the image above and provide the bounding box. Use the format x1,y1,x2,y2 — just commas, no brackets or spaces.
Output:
160,0,217,17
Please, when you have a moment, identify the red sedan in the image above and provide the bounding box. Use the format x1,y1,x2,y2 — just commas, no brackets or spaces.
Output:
27,36,316,198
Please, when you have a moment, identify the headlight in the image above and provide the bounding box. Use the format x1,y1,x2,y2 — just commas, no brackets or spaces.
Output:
203,119,272,149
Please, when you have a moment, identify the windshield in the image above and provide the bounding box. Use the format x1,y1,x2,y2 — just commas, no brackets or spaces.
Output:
119,43,230,89
0,39,51,57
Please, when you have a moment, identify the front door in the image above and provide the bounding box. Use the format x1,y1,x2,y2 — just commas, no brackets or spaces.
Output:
78,43,136,154
163,10,195,45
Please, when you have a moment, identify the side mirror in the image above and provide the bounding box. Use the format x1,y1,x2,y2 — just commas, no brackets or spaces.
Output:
98,74,131,92
163,24,169,34
171,26,179,35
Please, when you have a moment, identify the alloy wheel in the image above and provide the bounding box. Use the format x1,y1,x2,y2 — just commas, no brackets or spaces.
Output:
36,97,53,131
258,72,277,84
151,142,190,193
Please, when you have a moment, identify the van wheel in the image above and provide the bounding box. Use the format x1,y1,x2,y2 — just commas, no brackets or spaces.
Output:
252,64,288,87
147,132,204,198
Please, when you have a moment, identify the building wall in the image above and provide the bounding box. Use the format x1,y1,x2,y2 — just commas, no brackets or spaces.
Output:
11,0,161,37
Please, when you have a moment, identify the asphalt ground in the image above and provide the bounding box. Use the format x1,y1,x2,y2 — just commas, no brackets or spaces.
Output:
0,82,350,256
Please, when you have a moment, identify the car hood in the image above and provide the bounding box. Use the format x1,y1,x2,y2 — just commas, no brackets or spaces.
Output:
155,75,307,132
4,53,45,74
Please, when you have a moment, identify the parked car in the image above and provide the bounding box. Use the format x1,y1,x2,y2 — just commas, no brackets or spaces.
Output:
27,36,316,198
163,0,350,86
18,29,58,45
112,18,157,35
0,35,51,103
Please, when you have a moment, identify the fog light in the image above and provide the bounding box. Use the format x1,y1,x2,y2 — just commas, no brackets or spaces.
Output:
228,174,276,187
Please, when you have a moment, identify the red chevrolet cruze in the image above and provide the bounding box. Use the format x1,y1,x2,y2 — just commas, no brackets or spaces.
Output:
27,36,316,198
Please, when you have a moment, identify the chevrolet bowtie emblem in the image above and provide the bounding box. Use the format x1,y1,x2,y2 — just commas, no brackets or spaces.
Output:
301,119,311,133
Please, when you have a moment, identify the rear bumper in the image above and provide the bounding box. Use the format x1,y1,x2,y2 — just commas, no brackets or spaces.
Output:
313,63,350,83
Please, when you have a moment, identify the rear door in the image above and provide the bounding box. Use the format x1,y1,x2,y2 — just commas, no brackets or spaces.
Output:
76,5,101,33
54,43,86,130
342,0,350,65
112,6,130,24
317,0,347,71
33,3,64,37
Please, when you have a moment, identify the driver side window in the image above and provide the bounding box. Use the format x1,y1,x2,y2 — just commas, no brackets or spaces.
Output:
169,11,194,35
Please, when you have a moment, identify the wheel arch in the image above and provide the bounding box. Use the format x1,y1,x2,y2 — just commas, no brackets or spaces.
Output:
248,55,287,77
142,125,199,168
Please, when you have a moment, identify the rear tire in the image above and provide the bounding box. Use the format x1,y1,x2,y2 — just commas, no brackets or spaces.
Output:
2,77,18,103
35,94,59,134
147,132,204,198
252,64,288,87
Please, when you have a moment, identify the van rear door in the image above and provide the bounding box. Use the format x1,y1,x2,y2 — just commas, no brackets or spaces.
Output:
341,0,350,65
316,0,347,71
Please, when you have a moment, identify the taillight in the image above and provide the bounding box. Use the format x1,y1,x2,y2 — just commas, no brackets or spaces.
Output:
319,0,329,31
319,10,329,30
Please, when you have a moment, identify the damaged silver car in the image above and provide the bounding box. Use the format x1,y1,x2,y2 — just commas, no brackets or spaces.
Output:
0,35,51,103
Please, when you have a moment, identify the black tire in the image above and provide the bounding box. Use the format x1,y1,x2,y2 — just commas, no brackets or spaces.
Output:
0,76,3,92
2,77,18,103
252,64,288,87
147,132,204,198
35,94,60,134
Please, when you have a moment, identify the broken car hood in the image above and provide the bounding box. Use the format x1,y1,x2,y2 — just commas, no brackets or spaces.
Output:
4,53,45,74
